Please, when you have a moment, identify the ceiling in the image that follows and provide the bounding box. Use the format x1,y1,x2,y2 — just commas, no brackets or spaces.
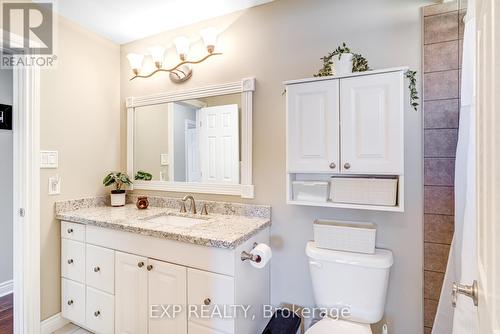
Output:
43,0,272,44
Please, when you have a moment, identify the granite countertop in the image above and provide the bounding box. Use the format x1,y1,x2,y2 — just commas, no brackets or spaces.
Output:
56,201,271,249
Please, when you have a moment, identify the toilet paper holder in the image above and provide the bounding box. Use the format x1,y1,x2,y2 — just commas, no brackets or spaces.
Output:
241,243,262,263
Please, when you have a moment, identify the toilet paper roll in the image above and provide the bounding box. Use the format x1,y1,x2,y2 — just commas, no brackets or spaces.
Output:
250,243,272,269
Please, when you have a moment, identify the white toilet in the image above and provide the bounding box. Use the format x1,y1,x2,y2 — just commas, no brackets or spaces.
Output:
305,241,394,334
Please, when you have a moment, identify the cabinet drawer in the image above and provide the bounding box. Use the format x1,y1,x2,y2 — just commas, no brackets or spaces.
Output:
61,221,85,242
188,268,235,333
62,239,85,283
61,278,85,326
86,244,115,294
86,287,115,334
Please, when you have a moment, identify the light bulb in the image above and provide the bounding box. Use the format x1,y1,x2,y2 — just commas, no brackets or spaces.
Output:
126,53,144,75
174,36,190,61
148,46,165,68
200,27,218,53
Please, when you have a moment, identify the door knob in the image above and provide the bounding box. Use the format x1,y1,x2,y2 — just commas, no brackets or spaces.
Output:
452,280,478,307
94,310,101,317
329,162,336,169
93,266,100,272
67,300,74,306
344,163,351,170
67,228,73,234
67,259,74,264
138,261,144,268
147,264,153,271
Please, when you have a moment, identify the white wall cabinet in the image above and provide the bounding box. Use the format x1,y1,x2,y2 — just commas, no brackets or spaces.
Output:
287,79,340,173
285,68,407,211
61,222,270,334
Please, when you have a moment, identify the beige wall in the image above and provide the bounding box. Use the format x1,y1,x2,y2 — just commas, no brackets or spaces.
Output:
40,17,120,320
121,0,430,332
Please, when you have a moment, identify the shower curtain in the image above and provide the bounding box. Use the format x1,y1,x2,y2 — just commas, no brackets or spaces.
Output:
432,0,478,333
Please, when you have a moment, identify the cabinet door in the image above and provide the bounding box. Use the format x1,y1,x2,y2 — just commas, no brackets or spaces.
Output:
148,259,187,334
340,72,404,174
287,80,340,172
115,251,148,334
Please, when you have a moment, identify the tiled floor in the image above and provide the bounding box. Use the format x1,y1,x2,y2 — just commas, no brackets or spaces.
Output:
53,323,92,334
0,294,13,334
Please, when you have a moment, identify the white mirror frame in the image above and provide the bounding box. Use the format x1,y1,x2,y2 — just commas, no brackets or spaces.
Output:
126,77,255,198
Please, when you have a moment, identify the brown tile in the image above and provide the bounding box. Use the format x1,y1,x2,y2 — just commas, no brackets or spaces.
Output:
424,40,459,73
424,158,455,186
423,1,458,16
424,11,459,44
459,9,466,39
424,298,439,327
424,186,454,215
424,327,432,334
425,214,455,244
424,70,459,100
424,99,459,129
424,242,451,272
424,129,458,158
425,270,445,300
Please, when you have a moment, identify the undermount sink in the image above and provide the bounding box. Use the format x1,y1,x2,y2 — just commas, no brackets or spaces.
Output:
146,214,205,227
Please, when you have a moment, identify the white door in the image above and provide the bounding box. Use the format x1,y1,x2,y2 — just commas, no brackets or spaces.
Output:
148,259,187,334
185,120,201,182
475,0,500,332
286,80,340,173
115,251,148,334
199,104,239,184
340,72,403,174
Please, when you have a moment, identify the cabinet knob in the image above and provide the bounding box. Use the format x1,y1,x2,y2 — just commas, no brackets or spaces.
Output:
138,261,144,268
67,228,73,234
344,163,351,170
147,265,153,271
329,162,336,169
94,311,101,317
67,259,74,264
204,298,211,306
67,300,74,306
93,266,100,272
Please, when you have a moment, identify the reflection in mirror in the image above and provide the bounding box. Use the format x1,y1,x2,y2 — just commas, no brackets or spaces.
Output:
134,93,241,185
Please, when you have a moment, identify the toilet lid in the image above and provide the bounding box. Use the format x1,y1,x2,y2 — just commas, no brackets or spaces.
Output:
306,318,372,334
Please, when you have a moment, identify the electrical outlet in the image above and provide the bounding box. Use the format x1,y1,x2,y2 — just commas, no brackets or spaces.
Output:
48,175,61,195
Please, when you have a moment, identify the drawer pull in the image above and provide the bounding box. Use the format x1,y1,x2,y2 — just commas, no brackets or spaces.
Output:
138,261,144,268
204,298,211,306
67,299,74,306
344,162,351,170
67,259,74,264
93,266,100,272
67,228,74,234
94,310,101,317
329,162,336,169
147,265,153,271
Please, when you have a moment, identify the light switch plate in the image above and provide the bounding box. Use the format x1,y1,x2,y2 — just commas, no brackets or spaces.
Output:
48,175,61,195
160,153,169,166
41,151,58,168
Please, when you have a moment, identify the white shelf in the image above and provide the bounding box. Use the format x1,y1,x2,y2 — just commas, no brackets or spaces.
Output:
287,199,404,212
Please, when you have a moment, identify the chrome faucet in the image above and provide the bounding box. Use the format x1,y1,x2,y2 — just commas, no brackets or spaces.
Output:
181,195,197,214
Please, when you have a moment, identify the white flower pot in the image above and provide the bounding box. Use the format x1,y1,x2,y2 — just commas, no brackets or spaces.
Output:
332,53,353,76
111,191,126,207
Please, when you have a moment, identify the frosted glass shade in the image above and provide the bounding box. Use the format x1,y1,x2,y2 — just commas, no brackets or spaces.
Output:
200,27,218,52
174,37,190,59
148,46,166,65
126,53,144,72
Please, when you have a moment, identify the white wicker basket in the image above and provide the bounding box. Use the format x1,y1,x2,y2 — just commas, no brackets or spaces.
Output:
313,219,377,254
330,177,398,206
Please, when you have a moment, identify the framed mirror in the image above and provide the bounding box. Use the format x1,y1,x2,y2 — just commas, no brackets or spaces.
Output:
126,78,255,198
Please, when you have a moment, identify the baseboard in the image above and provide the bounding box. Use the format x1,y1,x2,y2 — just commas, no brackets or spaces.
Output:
0,280,13,297
41,313,69,334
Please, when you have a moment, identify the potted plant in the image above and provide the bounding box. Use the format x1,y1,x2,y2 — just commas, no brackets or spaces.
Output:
103,172,132,207
315,42,369,77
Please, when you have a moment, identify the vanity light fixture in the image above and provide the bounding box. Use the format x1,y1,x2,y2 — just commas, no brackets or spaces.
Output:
127,27,222,83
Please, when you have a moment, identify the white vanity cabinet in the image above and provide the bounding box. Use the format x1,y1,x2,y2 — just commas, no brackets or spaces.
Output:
285,67,407,211
61,221,270,334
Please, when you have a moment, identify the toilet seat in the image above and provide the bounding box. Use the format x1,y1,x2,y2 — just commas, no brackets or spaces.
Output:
306,318,372,334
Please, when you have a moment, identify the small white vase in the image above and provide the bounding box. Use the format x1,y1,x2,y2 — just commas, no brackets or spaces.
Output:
332,53,353,76
111,191,126,207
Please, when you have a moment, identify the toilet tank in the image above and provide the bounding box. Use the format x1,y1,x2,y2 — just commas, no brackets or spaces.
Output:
306,241,393,324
